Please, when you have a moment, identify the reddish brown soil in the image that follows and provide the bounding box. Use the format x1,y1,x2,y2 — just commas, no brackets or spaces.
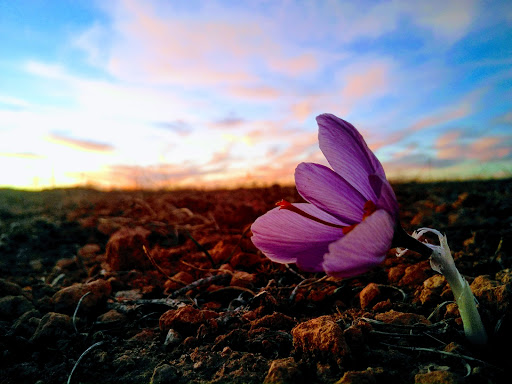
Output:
0,179,511,383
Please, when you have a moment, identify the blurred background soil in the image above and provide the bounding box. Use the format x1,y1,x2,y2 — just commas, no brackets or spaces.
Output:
0,179,511,383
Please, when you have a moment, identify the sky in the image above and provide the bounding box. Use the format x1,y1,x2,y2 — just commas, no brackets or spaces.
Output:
1,0,511,190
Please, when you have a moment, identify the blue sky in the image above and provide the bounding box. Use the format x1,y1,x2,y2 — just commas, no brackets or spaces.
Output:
1,0,511,190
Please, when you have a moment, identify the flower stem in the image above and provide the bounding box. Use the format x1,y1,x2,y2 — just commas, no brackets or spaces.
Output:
429,238,488,345
393,225,488,344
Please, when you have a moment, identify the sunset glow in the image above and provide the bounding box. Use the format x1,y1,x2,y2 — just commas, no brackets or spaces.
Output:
1,0,511,190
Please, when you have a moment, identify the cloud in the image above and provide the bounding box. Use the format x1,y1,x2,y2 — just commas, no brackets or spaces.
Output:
0,152,45,159
25,61,67,79
0,95,31,110
436,130,512,162
291,100,314,122
339,61,391,105
436,130,463,148
286,0,479,47
385,152,458,171
410,0,478,42
251,129,319,174
227,85,281,101
266,52,318,76
75,0,332,102
408,103,472,133
368,91,477,152
3,0,511,190
154,120,193,135
72,22,109,66
209,115,246,129
24,59,198,126
46,133,114,153
495,111,512,125
470,137,511,160
99,1,272,85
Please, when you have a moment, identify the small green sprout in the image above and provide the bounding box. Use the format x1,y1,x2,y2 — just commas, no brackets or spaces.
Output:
398,227,488,345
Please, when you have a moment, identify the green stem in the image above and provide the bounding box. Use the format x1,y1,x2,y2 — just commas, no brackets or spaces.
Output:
392,225,488,344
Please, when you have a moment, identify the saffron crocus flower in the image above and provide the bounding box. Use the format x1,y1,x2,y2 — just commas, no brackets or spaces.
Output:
251,113,488,344
251,114,400,278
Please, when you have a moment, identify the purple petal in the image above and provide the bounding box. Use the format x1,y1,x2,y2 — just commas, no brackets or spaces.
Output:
317,114,386,201
369,174,399,218
322,209,395,278
251,203,344,272
295,162,367,225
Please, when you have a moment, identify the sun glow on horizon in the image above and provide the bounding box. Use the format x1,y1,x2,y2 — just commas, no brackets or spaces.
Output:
1,1,511,191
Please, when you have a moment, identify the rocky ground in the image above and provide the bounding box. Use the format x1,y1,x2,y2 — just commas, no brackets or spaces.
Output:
0,179,511,384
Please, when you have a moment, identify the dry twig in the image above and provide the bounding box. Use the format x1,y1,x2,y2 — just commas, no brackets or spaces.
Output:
169,273,231,298
184,229,216,267
142,245,188,286
221,225,252,264
380,342,493,366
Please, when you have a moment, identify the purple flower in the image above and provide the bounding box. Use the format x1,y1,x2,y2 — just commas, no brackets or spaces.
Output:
251,114,400,278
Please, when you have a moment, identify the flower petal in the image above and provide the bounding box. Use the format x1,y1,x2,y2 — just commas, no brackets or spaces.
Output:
295,162,367,224
322,209,395,278
369,174,399,218
317,114,386,201
251,203,344,272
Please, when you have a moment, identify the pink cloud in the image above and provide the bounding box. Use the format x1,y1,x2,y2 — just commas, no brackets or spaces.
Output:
267,52,318,76
227,85,281,101
340,64,389,102
101,0,320,91
469,137,511,161
435,131,511,161
291,100,314,122
368,97,475,152
436,130,463,148
409,104,471,133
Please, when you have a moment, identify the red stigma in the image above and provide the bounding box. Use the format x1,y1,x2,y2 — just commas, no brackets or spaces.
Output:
363,200,377,219
342,224,357,235
276,200,293,209
275,200,345,229
343,200,377,235
275,199,377,235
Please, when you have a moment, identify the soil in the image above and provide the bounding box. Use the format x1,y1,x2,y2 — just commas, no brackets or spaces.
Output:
0,179,511,384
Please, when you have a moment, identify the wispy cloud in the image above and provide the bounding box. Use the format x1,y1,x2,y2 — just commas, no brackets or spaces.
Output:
209,115,246,129
436,131,512,162
0,152,45,159
154,121,193,136
46,134,114,153
365,86,482,156
227,85,281,101
339,60,393,112
0,95,31,110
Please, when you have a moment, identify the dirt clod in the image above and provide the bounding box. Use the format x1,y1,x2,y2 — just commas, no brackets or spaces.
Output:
292,315,350,367
159,305,219,334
